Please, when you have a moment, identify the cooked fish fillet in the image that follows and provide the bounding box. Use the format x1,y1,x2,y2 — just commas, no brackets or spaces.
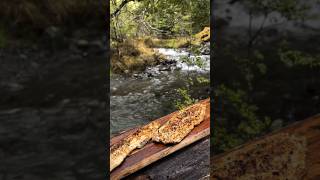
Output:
110,121,160,172
153,103,206,144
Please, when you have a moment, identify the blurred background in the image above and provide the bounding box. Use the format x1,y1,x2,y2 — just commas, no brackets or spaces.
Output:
0,1,107,179
212,0,320,154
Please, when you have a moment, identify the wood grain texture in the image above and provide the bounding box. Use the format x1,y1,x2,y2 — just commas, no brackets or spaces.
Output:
125,137,210,180
110,99,210,180
211,114,320,180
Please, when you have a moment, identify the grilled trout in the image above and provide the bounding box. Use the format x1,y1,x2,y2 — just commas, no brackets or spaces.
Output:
153,103,206,144
110,121,160,172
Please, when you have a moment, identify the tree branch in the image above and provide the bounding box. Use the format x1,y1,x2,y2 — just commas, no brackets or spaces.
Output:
247,13,268,55
250,13,268,45
135,9,171,35
111,0,136,18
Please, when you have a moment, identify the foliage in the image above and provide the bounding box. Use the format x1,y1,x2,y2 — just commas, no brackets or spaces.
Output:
213,85,272,153
190,1,210,33
239,0,311,59
243,0,310,20
279,49,320,68
196,76,210,84
223,0,313,91
110,0,210,73
174,45,210,109
174,88,197,110
110,0,210,41
235,50,267,90
174,77,209,109
212,0,319,154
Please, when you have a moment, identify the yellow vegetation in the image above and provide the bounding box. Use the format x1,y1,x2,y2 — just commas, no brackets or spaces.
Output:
111,39,166,73
144,27,211,49
194,27,210,44
144,37,191,49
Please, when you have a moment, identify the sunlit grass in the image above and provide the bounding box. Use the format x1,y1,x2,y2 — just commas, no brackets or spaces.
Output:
144,37,191,49
111,38,166,73
143,27,210,49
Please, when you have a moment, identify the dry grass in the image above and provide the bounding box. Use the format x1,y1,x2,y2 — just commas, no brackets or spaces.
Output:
144,37,191,49
143,27,210,49
111,39,166,73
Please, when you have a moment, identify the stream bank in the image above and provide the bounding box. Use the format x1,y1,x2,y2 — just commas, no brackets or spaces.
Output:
110,27,210,74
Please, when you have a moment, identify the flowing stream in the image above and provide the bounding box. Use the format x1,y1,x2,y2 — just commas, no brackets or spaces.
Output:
110,48,210,135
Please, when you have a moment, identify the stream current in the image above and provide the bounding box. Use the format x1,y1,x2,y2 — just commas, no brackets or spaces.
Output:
110,48,210,135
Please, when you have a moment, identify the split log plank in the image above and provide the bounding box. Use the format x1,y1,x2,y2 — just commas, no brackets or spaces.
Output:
110,99,210,180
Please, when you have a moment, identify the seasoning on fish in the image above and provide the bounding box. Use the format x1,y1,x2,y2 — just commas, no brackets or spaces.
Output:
110,121,160,172
153,103,206,144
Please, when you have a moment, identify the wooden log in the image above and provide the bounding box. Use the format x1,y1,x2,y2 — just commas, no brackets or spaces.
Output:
126,137,210,180
110,99,210,180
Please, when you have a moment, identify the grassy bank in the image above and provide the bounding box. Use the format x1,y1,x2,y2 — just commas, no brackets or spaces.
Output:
111,27,210,73
144,27,210,49
144,37,191,49
111,39,166,73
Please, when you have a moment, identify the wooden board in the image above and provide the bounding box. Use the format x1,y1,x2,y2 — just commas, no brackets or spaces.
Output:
110,99,210,180
211,114,320,179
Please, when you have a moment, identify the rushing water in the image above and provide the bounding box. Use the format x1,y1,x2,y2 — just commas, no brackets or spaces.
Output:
156,48,210,72
110,48,210,135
